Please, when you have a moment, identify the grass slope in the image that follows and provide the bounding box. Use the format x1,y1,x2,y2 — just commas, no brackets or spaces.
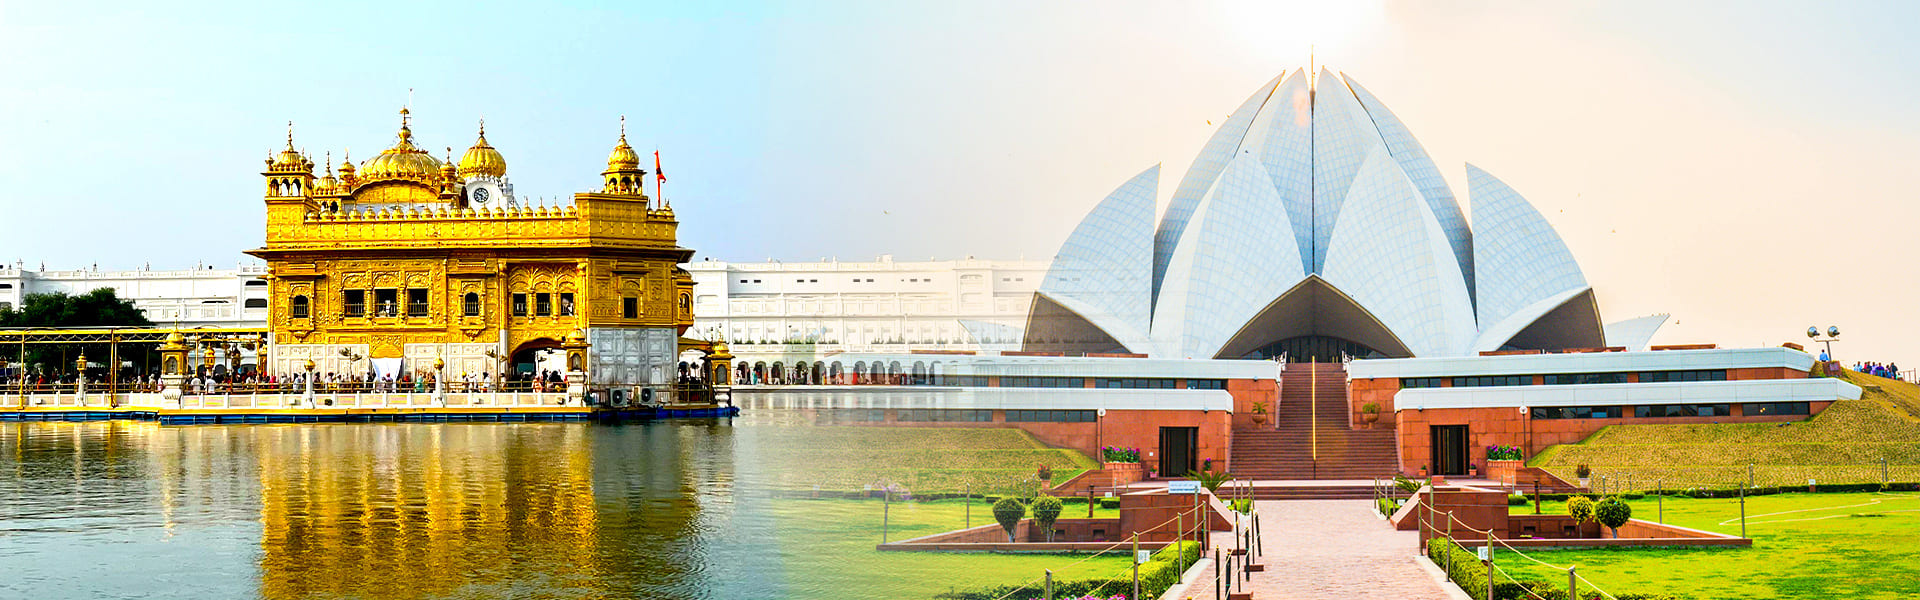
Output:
1500,492,1920,599
1531,369,1920,487
770,497,1133,600
752,427,1099,493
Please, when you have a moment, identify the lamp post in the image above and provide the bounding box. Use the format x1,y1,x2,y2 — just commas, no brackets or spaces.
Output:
302,359,317,409
1806,326,1840,362
432,357,447,407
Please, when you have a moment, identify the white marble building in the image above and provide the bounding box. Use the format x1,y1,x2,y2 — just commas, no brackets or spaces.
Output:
0,261,268,328
683,255,1049,364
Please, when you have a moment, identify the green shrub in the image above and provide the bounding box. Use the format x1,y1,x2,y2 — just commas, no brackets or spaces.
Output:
1098,497,1120,509
1376,497,1402,516
1030,495,1064,542
1508,493,1529,506
933,541,1201,600
1595,496,1632,537
1567,495,1596,524
1426,538,1558,600
992,497,1025,542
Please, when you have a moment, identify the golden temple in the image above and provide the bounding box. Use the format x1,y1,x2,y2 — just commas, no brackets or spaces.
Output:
246,110,702,398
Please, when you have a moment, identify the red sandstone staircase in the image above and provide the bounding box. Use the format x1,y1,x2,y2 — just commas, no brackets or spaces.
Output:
1229,363,1398,488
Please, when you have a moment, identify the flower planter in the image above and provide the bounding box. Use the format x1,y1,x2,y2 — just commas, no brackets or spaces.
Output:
1487,459,1524,483
1251,413,1268,426
1361,412,1379,429
1104,461,1145,486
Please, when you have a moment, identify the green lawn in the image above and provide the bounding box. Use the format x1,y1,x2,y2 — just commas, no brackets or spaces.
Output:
1531,370,1920,488
770,497,1137,600
1494,491,1920,599
750,427,1099,494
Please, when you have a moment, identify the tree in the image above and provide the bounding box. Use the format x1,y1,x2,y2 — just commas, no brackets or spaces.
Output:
1030,495,1063,542
0,289,154,374
992,497,1026,542
1567,495,1597,527
1595,497,1632,538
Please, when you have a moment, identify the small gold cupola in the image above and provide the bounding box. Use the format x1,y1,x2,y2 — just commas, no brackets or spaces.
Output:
601,116,647,196
458,119,508,178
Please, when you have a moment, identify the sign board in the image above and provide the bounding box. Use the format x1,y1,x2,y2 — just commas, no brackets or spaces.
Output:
1477,546,1490,562
1136,550,1152,564
1167,480,1201,494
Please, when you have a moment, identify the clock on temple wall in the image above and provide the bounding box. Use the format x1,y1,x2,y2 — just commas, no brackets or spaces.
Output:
462,179,514,208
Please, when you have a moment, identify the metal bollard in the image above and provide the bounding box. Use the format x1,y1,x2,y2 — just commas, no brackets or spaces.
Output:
1043,569,1052,600
1740,486,1747,538
1214,549,1222,600
1485,529,1495,600
1569,565,1578,600
1132,533,1141,600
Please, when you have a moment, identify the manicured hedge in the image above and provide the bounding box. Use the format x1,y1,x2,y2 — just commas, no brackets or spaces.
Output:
934,541,1200,600
1427,538,1682,600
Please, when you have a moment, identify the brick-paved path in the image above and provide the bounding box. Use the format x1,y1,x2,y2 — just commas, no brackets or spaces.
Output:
1180,499,1456,600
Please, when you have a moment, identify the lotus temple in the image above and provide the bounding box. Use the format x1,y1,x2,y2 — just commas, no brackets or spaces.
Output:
1024,67,1636,362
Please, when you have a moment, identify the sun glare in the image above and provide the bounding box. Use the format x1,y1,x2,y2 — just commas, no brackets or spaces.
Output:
1218,0,1386,65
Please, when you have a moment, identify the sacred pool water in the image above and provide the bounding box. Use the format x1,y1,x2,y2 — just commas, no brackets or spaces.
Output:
0,419,931,599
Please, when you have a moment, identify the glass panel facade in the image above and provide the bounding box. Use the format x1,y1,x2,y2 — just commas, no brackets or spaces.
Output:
1531,406,1622,420
1452,375,1530,387
1543,372,1628,385
999,376,1083,388
1094,378,1177,389
1006,410,1097,423
1744,402,1810,417
1401,377,1445,389
1638,370,1728,383
1636,404,1731,418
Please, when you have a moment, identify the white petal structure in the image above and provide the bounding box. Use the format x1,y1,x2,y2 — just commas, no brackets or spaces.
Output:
1322,150,1478,357
1468,164,1603,352
1151,155,1307,358
1027,69,1619,359
1027,166,1159,353
1604,314,1671,352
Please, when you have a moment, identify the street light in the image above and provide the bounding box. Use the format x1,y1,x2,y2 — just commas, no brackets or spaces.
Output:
1806,326,1840,361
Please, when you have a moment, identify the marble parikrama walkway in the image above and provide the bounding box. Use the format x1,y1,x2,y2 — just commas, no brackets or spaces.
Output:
1190,499,1461,600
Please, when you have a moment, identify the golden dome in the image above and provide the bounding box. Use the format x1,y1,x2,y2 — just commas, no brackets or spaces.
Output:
606,116,641,171
358,108,444,184
458,120,508,178
314,151,341,193
268,122,312,171
338,150,356,175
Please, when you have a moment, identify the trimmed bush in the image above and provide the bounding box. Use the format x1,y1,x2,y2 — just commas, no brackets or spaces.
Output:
1595,497,1632,537
1567,495,1596,524
992,497,1025,542
1508,493,1529,506
1098,497,1121,509
1030,495,1064,542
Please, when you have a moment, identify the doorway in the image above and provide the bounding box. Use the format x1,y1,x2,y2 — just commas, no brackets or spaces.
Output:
1431,425,1470,476
1159,427,1198,477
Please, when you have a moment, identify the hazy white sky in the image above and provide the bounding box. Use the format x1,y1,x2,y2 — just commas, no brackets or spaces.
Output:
2,0,1915,364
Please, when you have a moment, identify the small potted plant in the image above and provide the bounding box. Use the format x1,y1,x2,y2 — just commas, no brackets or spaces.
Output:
1360,402,1381,428
1468,462,1480,478
1250,401,1270,426
1036,464,1054,485
1576,464,1592,488
1417,464,1429,478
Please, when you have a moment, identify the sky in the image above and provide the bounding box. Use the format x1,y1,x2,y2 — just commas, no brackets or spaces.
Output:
2,0,1916,365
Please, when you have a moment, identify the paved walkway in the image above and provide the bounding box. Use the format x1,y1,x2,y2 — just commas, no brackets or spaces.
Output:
1181,499,1459,600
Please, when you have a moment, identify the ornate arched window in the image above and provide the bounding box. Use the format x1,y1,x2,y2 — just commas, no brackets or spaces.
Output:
290,295,310,319
463,292,480,317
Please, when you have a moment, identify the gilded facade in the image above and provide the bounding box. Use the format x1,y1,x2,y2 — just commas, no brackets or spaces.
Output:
247,111,696,391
